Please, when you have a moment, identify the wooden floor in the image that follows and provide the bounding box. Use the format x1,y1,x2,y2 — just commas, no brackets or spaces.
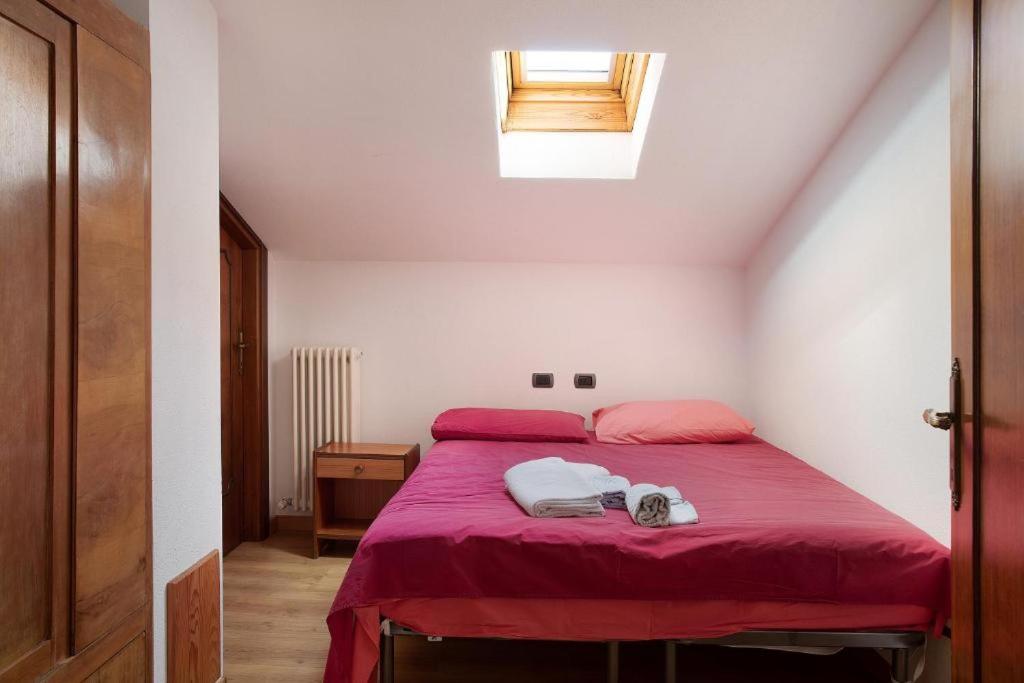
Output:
224,533,890,682
223,532,351,680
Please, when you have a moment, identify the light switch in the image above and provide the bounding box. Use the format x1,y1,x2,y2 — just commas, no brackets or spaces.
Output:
532,373,554,388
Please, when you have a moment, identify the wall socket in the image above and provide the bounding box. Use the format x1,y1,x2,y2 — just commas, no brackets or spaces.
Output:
574,373,596,389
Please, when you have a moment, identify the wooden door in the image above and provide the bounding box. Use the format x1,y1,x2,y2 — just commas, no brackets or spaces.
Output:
950,0,1024,680
221,227,245,554
220,196,271,547
0,1,72,679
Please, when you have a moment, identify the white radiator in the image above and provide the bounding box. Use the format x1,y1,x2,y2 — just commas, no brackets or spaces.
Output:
291,346,362,511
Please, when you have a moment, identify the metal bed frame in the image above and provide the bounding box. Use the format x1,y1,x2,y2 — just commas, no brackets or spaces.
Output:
379,619,924,683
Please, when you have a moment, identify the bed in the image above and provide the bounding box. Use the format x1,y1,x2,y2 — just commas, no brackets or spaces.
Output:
324,433,950,683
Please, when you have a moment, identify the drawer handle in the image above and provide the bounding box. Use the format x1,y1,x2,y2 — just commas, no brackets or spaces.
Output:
354,464,365,475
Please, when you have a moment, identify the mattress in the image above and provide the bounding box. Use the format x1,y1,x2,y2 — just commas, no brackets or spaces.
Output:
325,435,950,683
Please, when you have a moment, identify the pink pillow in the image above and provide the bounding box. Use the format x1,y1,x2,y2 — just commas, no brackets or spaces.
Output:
431,408,589,443
593,400,755,444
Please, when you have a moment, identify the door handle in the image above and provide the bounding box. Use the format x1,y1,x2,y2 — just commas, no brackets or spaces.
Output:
236,329,249,375
924,359,962,509
922,409,954,430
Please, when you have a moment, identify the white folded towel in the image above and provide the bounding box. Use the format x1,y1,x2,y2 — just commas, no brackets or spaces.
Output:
592,474,631,509
504,457,605,518
663,486,699,525
626,483,671,527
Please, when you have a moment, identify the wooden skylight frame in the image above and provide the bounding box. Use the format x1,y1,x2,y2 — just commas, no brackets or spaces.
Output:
499,51,651,133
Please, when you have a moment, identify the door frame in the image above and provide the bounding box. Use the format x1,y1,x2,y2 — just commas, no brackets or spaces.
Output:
220,193,270,542
950,0,979,679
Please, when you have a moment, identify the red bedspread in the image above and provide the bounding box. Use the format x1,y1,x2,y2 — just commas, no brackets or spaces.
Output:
325,436,950,682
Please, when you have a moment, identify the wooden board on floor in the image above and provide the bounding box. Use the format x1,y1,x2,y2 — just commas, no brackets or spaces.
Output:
167,550,221,683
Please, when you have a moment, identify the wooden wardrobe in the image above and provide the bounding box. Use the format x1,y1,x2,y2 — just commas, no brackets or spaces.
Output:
0,0,152,680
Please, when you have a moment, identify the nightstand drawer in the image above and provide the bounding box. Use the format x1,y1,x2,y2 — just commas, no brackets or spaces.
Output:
317,457,404,481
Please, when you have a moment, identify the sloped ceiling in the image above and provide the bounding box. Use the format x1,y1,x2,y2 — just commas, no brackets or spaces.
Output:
213,0,938,265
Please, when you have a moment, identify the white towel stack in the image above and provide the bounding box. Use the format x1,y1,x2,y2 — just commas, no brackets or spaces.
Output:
503,457,607,518
504,459,699,525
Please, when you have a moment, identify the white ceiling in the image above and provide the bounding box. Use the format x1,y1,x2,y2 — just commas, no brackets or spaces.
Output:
213,0,937,265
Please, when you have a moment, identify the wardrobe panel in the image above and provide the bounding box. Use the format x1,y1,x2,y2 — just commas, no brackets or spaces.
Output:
0,10,53,672
84,634,147,682
73,26,151,652
0,0,72,678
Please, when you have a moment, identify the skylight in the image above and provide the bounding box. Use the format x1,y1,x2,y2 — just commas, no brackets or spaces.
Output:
491,51,666,179
497,51,649,133
521,50,614,84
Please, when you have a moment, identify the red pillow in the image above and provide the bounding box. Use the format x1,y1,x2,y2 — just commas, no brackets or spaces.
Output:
431,408,588,443
593,400,755,444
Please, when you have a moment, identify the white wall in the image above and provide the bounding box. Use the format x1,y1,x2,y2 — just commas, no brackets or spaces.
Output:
745,8,950,677
150,0,221,680
746,0,950,546
269,262,747,511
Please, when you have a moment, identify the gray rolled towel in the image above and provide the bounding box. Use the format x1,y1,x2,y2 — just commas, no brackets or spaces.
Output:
625,483,671,527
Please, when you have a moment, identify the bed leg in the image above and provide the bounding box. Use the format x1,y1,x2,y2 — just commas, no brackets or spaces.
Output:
607,641,620,683
890,647,912,683
379,627,395,683
665,641,677,683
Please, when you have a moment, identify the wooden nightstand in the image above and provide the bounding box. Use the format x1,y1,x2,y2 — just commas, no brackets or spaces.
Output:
312,442,420,558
